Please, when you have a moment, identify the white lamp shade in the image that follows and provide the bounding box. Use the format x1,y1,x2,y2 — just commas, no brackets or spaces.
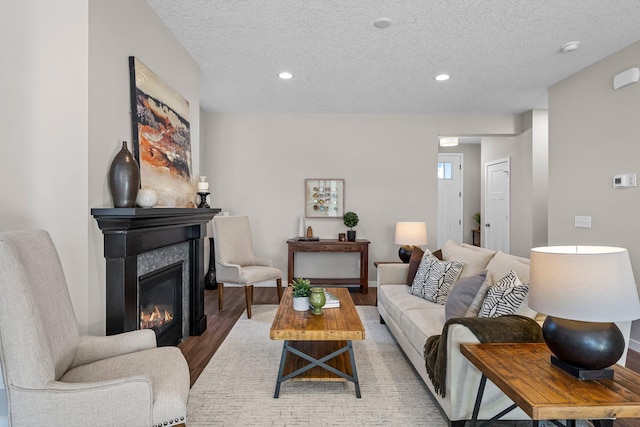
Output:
394,222,427,246
529,246,640,322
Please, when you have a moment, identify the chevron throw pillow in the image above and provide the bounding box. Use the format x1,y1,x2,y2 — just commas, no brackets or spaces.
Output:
410,250,464,304
478,270,529,318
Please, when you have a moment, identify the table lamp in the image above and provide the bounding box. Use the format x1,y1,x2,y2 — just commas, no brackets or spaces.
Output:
394,222,427,263
529,246,640,379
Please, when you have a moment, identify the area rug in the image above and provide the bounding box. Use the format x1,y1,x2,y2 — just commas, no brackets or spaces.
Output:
186,305,592,427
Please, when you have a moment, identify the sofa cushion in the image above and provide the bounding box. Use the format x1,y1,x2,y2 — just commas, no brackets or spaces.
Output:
485,250,530,285
400,307,445,356
478,271,529,317
406,248,442,285
410,251,464,304
378,285,432,323
444,270,487,321
442,240,496,279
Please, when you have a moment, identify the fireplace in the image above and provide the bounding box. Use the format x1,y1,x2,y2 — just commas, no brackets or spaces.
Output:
139,262,183,346
92,207,219,343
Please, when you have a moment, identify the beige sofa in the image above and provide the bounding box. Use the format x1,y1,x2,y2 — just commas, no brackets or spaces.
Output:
377,241,631,426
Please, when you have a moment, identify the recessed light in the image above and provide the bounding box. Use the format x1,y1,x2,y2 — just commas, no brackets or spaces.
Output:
561,41,580,53
374,18,392,29
278,71,294,80
435,74,450,81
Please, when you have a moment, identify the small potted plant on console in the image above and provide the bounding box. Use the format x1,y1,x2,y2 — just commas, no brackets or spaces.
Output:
343,211,359,241
291,277,311,311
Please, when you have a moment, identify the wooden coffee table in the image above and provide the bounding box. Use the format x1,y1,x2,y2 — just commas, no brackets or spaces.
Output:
460,343,640,426
270,287,365,398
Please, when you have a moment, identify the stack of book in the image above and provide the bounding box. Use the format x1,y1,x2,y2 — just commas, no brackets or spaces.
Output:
322,291,340,308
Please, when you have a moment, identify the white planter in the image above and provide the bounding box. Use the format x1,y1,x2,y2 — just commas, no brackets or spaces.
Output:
292,296,310,311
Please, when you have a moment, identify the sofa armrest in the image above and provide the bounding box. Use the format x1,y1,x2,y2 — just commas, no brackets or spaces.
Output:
377,263,409,286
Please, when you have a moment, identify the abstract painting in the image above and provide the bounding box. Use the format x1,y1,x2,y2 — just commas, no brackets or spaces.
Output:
129,56,194,207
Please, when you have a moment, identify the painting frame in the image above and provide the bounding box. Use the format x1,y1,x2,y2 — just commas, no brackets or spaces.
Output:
128,56,195,207
305,179,345,218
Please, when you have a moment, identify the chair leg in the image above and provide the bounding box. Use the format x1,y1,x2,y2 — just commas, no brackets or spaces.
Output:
276,278,283,302
218,283,224,312
245,284,254,319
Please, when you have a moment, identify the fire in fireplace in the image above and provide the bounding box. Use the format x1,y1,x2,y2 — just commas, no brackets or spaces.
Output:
139,262,183,346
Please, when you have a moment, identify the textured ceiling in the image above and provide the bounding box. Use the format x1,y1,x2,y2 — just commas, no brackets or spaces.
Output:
146,0,640,114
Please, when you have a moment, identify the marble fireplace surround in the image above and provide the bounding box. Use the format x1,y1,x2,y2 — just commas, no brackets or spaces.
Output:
92,207,219,341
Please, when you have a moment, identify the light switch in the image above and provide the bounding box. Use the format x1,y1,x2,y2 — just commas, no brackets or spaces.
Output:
575,216,592,229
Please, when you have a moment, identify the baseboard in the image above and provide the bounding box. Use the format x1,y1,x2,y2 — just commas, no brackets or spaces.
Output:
629,338,640,353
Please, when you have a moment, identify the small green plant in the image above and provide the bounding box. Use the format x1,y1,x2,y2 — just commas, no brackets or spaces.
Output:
291,277,311,298
343,211,359,229
472,212,481,227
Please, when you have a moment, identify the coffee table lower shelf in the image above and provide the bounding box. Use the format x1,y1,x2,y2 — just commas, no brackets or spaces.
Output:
274,340,360,398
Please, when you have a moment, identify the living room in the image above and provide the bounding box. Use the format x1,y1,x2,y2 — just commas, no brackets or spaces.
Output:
4,0,640,425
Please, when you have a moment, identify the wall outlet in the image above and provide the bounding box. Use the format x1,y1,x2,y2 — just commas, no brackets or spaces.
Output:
575,215,592,229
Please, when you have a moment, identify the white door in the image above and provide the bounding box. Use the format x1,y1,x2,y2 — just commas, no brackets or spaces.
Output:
438,154,463,248
484,158,510,252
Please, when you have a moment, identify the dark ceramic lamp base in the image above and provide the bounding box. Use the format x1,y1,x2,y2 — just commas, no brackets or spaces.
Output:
398,245,417,263
542,316,625,380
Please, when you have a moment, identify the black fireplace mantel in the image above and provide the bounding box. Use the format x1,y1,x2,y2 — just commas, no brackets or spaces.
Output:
92,207,220,338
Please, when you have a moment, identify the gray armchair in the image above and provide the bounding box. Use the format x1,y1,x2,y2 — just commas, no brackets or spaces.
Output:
213,216,283,319
0,230,189,427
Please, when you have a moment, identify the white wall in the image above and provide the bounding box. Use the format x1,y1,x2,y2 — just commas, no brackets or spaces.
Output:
87,0,201,334
548,40,640,346
1,1,89,326
202,113,521,282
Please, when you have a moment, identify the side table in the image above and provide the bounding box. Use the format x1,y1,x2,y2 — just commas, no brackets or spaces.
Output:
460,343,640,427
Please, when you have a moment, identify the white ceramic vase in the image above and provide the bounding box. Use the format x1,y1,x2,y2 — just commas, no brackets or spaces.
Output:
292,296,310,311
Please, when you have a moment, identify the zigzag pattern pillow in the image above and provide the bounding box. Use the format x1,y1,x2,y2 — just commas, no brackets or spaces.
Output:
410,250,464,304
478,270,529,317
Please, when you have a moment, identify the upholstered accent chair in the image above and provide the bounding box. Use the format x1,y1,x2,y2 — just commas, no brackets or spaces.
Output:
213,216,283,319
0,230,190,427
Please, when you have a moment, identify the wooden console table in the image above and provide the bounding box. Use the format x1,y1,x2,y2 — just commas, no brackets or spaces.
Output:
286,239,370,293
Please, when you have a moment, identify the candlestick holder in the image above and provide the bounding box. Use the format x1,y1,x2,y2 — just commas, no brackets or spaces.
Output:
197,192,210,208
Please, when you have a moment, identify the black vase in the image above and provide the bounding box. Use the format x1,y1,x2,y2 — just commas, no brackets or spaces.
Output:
109,141,140,208
204,237,218,290
347,230,356,241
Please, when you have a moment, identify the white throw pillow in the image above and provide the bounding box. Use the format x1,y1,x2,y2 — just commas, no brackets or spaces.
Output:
410,250,464,304
478,270,529,318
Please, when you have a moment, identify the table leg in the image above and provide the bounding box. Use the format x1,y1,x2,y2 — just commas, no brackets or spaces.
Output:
274,340,290,398
470,375,487,427
287,247,294,284
347,340,361,398
273,340,361,398
360,247,368,294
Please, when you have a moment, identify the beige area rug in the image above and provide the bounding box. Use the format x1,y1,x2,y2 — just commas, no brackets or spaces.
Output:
186,305,592,427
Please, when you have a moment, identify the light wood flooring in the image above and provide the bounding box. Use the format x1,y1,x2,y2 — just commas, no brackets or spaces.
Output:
178,286,640,427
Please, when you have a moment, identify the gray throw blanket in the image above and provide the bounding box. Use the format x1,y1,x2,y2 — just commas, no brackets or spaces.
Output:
423,315,544,397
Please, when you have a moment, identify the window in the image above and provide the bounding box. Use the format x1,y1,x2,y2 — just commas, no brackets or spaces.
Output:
438,162,453,180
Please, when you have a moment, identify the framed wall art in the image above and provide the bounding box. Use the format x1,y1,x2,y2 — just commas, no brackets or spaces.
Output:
129,56,194,207
305,179,344,218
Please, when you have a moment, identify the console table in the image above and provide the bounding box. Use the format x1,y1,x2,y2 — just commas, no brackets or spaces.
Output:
286,239,370,293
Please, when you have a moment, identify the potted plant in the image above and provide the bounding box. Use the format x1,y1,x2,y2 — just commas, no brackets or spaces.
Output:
472,212,481,230
291,277,311,311
343,211,359,241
